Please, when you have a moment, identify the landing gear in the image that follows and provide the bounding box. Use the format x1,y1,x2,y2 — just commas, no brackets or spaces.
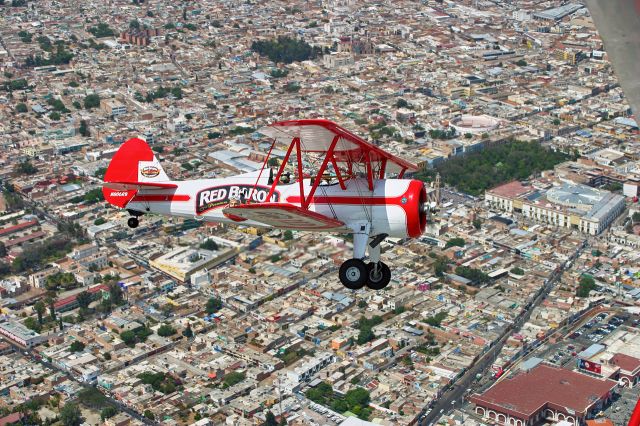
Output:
366,262,391,290
339,259,367,290
127,210,143,229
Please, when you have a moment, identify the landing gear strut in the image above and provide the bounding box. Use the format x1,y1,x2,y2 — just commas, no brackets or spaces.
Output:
339,228,392,290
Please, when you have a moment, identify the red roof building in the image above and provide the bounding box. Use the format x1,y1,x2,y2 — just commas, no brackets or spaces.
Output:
469,364,617,426
609,353,640,388
0,219,38,237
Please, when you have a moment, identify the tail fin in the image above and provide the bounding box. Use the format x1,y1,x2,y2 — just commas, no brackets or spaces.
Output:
102,138,171,208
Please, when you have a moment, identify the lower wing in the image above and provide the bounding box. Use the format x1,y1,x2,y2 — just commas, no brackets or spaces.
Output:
222,203,349,232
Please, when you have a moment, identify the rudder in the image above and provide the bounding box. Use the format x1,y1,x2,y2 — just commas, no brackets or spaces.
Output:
102,138,169,208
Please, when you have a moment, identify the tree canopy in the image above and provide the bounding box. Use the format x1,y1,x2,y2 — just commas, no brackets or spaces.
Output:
251,36,321,64
417,140,568,196
576,275,597,297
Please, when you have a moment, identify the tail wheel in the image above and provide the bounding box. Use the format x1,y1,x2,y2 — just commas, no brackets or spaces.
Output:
339,259,367,290
366,262,391,290
127,217,139,229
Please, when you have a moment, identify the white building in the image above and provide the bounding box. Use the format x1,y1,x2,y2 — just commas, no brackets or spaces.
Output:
0,321,48,348
323,53,355,69
286,352,335,384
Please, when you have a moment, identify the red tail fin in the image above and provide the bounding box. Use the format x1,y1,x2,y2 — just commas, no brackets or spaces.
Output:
102,138,166,208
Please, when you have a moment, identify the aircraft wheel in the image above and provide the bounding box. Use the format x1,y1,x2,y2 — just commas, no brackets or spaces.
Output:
339,259,367,290
366,262,391,290
127,217,139,229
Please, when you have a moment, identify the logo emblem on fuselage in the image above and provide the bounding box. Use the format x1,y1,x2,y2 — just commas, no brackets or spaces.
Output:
196,184,280,215
141,166,160,178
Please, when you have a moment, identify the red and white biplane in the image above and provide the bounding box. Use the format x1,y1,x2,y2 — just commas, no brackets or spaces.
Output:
103,119,434,290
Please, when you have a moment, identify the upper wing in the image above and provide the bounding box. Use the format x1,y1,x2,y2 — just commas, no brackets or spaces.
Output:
258,119,418,176
222,203,349,232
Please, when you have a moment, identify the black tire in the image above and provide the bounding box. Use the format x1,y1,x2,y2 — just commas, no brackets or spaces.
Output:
127,217,139,229
366,262,391,290
339,259,367,290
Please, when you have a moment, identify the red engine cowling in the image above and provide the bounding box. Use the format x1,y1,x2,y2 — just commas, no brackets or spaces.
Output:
404,180,428,238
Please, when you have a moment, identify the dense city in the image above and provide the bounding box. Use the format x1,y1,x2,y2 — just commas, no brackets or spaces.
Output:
0,1,639,426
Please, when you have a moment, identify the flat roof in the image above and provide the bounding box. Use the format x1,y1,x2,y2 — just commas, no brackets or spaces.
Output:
0,320,41,341
471,364,617,417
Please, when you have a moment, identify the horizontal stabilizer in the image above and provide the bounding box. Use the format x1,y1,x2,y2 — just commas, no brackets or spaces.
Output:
103,181,178,191
222,203,347,231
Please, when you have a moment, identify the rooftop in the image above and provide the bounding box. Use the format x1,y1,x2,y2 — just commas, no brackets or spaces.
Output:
470,364,617,417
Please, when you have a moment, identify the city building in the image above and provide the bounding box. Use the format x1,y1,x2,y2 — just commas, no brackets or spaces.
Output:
470,364,618,426
100,99,127,117
0,321,48,348
486,181,625,235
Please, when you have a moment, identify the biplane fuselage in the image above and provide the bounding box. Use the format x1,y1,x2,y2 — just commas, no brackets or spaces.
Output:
115,173,427,239
103,119,431,290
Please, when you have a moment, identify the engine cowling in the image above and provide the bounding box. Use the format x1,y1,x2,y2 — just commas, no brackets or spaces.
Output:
403,179,428,238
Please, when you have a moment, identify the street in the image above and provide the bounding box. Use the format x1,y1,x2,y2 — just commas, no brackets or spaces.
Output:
418,239,587,425
7,342,156,425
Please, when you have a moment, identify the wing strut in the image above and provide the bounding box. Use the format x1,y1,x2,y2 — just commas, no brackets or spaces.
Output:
266,137,298,203
249,137,276,204
302,135,339,209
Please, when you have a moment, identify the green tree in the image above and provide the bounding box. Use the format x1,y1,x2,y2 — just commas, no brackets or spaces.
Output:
396,98,409,108
100,407,117,421
283,230,293,241
16,160,37,175
120,330,136,346
49,111,61,121
60,402,82,426
15,103,28,113
345,387,370,408
200,239,218,250
129,19,140,29
143,410,155,420
223,371,245,388
444,237,465,249
157,324,176,337
88,23,115,38
79,119,89,137
576,275,597,298
454,266,490,284
182,324,193,338
424,311,448,327
264,411,278,426
472,218,482,230
84,94,100,109
251,36,321,64
552,118,561,126
24,316,41,332
34,300,46,324
69,341,85,352
510,267,524,275
76,291,92,309
46,296,56,321
206,297,222,314
416,140,568,196
515,59,527,66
